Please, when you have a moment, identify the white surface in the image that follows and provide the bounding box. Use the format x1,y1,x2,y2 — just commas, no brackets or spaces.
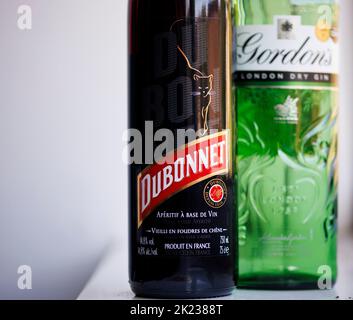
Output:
0,0,128,299
78,234,353,300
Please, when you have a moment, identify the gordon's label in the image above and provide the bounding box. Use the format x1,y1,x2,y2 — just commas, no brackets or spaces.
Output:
138,131,229,228
234,15,338,83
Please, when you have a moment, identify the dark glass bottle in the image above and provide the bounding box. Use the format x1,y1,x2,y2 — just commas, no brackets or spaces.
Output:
129,0,235,298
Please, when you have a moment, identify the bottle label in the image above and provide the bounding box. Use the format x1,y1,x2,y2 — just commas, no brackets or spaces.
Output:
235,11,338,268
234,15,338,85
132,16,233,258
138,131,229,228
136,131,231,257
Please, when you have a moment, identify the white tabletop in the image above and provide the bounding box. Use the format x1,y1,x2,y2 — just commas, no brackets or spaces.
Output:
78,234,353,300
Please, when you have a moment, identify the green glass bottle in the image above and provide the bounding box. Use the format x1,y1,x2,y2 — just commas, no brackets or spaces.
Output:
233,0,339,289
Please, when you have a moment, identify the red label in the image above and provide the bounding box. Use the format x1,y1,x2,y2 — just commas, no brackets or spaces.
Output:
137,131,229,228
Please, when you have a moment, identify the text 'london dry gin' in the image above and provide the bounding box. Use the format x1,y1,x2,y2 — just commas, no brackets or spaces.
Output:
128,0,235,298
233,0,339,289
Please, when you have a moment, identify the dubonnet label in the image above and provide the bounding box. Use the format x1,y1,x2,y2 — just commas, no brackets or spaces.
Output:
138,131,229,228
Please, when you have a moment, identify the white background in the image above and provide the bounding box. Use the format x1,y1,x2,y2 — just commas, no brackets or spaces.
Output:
0,0,352,299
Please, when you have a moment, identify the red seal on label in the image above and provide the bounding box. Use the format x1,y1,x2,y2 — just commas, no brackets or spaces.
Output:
204,179,227,208
209,184,224,203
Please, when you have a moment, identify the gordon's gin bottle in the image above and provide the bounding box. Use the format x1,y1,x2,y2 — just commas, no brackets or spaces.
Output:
128,0,235,298
233,0,339,289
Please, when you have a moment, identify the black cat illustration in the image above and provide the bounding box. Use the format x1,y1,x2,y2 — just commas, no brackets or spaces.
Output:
170,20,214,136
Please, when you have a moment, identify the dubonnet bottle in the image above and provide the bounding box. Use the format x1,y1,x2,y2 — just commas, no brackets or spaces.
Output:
129,0,235,298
